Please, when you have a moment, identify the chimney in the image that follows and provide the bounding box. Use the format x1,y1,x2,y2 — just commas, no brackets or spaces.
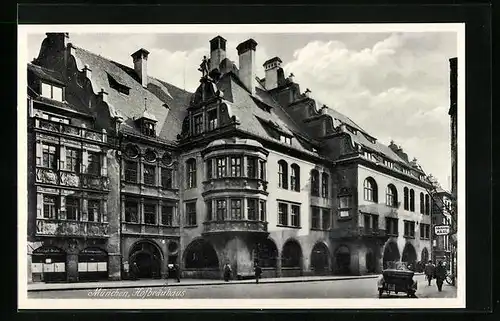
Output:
236,39,258,95
131,48,150,88
263,57,283,90
45,33,70,50
209,36,226,72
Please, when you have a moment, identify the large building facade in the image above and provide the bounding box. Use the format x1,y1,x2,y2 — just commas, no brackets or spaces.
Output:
26,33,433,283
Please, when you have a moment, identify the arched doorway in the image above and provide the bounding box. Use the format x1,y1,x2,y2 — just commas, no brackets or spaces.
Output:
335,245,351,275
254,238,278,268
383,241,400,269
281,239,303,276
365,249,376,273
129,240,163,279
184,239,219,269
311,242,330,275
402,243,417,270
32,246,66,283
78,247,108,281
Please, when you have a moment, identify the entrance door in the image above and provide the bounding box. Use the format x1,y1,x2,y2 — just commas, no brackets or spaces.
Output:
129,241,163,279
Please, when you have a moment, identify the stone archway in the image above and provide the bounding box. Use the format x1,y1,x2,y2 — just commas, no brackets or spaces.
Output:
184,239,219,269
311,242,330,275
402,243,418,271
383,241,400,269
254,238,278,268
334,245,351,275
281,239,303,277
129,240,163,279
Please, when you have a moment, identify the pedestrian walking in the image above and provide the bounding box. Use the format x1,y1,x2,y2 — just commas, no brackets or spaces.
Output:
131,262,139,280
254,263,262,284
223,263,232,282
174,263,181,282
424,260,436,286
434,261,447,292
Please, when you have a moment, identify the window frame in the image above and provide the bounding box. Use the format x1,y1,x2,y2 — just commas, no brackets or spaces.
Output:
161,168,173,189
247,198,258,221
42,195,58,219
230,199,242,220
311,170,320,196
42,143,58,170
65,147,81,173
230,156,242,177
321,172,329,198
186,159,197,189
143,203,157,225
338,194,352,218
363,177,377,202
216,199,227,221
290,164,300,192
216,157,227,178
87,199,101,222
65,197,79,221
143,164,156,186
124,160,138,183
386,184,398,207
278,160,288,189
311,206,320,229
186,202,197,226
193,114,203,135
41,81,64,102
278,202,288,226
124,200,139,223
207,108,218,131
290,204,300,227
403,187,409,210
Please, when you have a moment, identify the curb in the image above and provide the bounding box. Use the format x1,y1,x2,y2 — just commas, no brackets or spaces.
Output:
28,274,387,292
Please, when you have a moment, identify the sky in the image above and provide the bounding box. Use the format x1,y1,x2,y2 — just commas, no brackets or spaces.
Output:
26,31,457,189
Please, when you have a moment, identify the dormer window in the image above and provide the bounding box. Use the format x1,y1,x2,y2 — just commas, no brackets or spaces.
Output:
142,120,156,137
41,82,63,102
383,159,394,169
280,135,292,145
107,72,130,95
193,114,203,135
207,109,218,131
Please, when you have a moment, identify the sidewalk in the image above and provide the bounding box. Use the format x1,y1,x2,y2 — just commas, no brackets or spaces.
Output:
29,273,424,292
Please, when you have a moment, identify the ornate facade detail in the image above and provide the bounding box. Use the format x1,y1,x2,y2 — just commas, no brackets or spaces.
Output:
203,220,268,234
36,219,110,238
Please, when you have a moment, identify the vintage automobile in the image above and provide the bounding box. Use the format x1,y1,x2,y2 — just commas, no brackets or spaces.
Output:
377,262,418,298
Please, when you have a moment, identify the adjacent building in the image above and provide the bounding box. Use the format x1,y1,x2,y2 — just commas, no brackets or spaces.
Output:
26,33,434,282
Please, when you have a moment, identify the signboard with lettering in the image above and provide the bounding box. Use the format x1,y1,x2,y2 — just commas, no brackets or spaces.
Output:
31,263,43,273
434,225,451,236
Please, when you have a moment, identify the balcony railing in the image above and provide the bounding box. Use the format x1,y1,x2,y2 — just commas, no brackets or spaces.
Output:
330,227,388,239
36,219,109,238
202,177,268,195
36,168,109,190
203,220,268,234
34,117,107,143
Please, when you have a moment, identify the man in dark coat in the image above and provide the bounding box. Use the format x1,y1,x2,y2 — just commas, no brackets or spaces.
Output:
174,263,181,282
424,260,436,286
254,263,262,284
434,261,447,292
223,263,232,282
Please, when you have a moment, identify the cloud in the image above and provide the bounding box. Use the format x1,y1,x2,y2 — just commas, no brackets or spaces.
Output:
283,32,456,187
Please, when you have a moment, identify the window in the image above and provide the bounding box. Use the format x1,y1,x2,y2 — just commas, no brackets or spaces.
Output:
42,144,58,169
278,160,288,189
186,202,197,226
41,82,63,101
144,204,156,224
65,148,80,173
409,189,415,212
87,152,100,176
206,201,213,221
291,205,300,227
216,157,227,178
322,208,331,230
404,221,415,238
87,199,100,222
230,157,242,177
321,173,329,198
311,207,320,229
207,109,218,131
247,157,257,178
280,135,292,145
142,121,156,137
259,200,266,221
216,199,227,221
124,161,137,183
363,214,379,232
161,168,173,189
278,203,288,226
206,159,213,179
403,187,409,210
290,164,300,192
143,164,156,186
338,195,352,218
231,199,242,220
186,159,197,188
193,114,203,135
43,195,58,219
363,177,377,202
125,200,139,223
420,192,425,214
385,217,398,235
161,205,174,226
259,160,266,180
247,199,258,220
386,184,398,207
420,223,430,239
65,197,79,220
425,194,430,215
311,169,320,196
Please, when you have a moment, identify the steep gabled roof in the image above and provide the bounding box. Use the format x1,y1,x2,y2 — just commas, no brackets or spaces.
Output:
70,46,191,142
215,72,320,155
